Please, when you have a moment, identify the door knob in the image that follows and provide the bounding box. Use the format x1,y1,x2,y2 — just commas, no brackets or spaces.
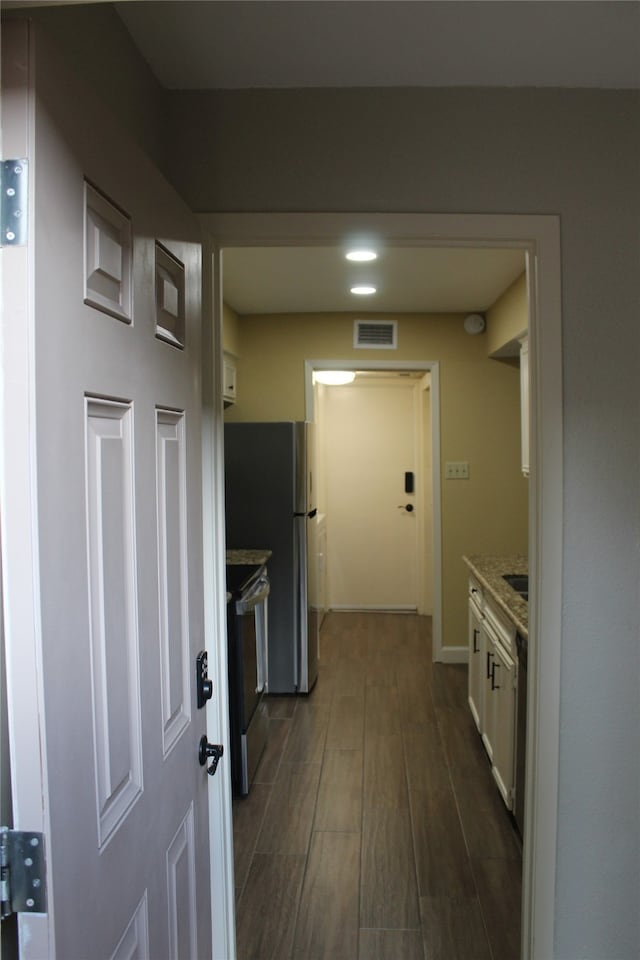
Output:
398,503,414,512
198,736,223,776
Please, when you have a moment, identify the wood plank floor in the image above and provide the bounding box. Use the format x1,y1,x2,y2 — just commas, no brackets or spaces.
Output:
233,612,522,960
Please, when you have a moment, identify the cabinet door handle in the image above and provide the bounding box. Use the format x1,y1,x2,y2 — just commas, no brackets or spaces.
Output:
473,628,479,653
486,651,493,679
491,661,501,690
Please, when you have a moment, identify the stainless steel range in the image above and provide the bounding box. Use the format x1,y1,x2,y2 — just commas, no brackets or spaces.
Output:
226,563,270,796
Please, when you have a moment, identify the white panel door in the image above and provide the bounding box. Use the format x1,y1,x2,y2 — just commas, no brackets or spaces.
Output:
323,379,418,608
1,22,219,959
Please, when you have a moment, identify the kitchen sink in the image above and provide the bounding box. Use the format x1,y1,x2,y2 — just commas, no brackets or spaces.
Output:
503,573,529,601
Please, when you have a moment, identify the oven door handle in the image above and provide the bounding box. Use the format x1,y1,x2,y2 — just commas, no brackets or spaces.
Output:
235,578,270,614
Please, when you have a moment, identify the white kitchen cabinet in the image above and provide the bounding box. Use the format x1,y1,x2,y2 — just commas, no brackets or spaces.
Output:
520,336,529,476
468,581,518,811
468,580,485,731
488,637,516,807
223,352,237,406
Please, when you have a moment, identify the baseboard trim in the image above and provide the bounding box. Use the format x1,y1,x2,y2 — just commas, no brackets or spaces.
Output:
328,605,417,613
437,645,469,664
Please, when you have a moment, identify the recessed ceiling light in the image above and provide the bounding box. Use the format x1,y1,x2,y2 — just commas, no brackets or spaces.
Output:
350,285,377,295
313,370,356,385
346,250,377,262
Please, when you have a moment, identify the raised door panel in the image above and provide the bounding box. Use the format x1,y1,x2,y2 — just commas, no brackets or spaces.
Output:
85,398,143,846
156,409,190,757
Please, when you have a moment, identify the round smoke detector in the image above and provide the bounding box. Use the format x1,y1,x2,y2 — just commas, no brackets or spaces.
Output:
464,313,486,335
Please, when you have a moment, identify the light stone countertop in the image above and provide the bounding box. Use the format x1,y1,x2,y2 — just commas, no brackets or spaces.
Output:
463,554,528,638
226,548,272,566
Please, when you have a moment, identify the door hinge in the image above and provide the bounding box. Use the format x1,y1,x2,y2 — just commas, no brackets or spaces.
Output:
0,827,46,919
1,159,28,247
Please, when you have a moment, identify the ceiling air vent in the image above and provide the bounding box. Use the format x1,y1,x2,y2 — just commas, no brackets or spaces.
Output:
354,320,397,349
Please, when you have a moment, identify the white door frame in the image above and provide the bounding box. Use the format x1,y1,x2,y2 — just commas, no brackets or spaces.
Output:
201,242,236,959
202,209,562,960
304,359,443,658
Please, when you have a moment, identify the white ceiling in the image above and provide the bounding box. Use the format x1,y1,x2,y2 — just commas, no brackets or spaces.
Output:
116,1,640,92
222,245,526,315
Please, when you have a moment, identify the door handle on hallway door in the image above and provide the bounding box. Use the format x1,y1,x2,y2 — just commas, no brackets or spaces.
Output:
199,737,224,776
398,503,414,512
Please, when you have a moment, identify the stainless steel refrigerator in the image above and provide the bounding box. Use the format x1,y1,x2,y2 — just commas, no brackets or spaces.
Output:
224,421,319,693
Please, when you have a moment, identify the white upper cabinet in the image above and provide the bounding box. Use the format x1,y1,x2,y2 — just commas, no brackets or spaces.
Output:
223,352,237,406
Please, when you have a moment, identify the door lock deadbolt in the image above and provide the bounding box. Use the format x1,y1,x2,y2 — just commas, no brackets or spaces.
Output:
196,650,213,709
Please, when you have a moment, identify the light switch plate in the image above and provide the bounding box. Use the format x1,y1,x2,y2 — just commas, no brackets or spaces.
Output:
445,461,469,479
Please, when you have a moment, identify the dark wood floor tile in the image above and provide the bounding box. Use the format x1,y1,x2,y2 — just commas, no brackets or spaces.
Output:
283,701,329,763
360,806,421,930
325,612,370,662
363,733,409,810
332,658,367,696
235,853,306,960
315,660,337,696
326,693,365,750
233,613,522,960
233,783,272,895
384,614,431,663
431,663,468,710
306,673,335,706
366,654,398,688
472,857,522,960
449,765,521,862
402,721,450,794
255,761,321,855
396,666,436,726
291,831,361,959
264,695,297,719
420,896,492,960
358,928,424,959
314,749,363,832
365,684,401,735
436,705,490,776
410,787,476,898
253,717,291,785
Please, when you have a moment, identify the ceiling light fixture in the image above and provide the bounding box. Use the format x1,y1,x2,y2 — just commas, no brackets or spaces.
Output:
345,250,377,262
350,285,377,296
313,370,356,386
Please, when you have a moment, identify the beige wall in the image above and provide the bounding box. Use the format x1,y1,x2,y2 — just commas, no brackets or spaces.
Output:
224,311,527,650
222,302,241,356
486,271,528,357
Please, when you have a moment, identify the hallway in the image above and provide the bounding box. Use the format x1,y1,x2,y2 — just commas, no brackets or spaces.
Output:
232,612,522,959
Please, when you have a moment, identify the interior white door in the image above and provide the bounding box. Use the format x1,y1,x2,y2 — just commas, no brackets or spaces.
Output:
323,378,418,609
2,22,216,959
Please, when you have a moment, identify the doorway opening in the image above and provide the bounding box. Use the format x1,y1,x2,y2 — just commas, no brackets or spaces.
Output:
305,360,443,659
206,211,563,960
